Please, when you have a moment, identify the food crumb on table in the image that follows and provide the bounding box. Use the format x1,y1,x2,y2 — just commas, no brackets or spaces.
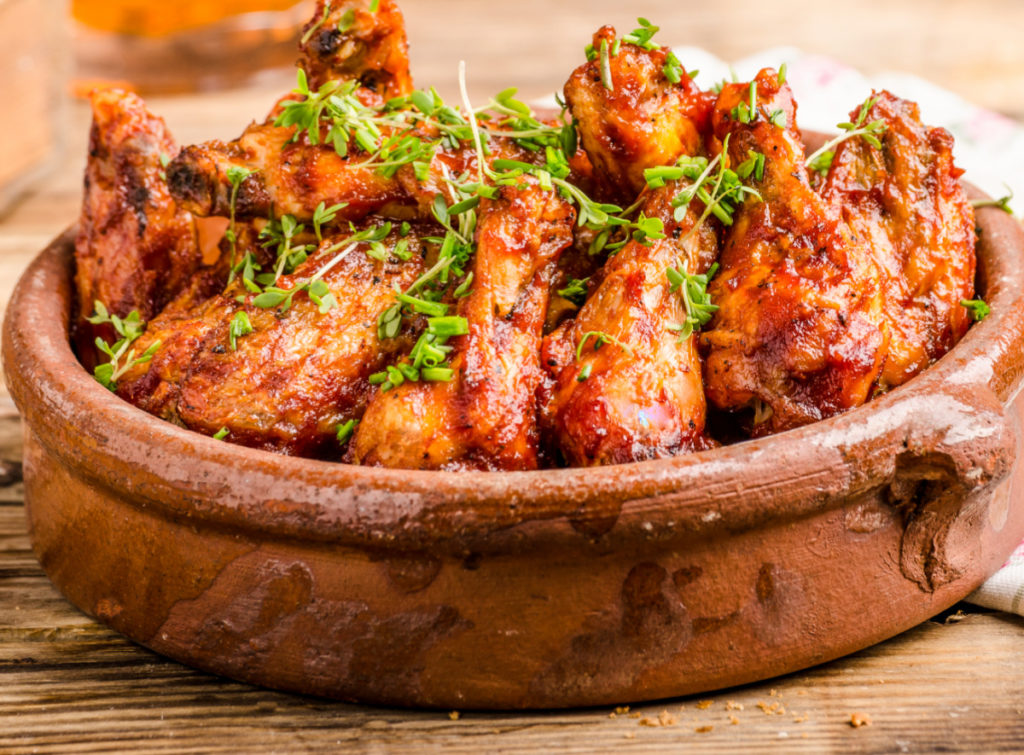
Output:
696,725,714,733
638,710,678,727
849,712,872,728
696,699,714,710
448,711,460,721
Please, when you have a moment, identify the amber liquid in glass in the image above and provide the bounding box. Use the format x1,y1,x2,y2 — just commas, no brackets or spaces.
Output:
71,0,311,94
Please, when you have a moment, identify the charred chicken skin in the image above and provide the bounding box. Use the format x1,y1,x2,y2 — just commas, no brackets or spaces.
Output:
75,4,982,469
298,0,413,101
167,121,411,224
700,69,889,434
168,0,415,224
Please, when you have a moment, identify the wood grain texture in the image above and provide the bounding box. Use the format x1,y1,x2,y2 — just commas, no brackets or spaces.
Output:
2,2,1024,749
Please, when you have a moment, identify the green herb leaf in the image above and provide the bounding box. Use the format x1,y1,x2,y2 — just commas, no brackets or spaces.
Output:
961,298,990,321
336,418,359,444
228,311,253,350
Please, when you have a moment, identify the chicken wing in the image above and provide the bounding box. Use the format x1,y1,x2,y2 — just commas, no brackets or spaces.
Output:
541,183,717,465
75,89,203,363
542,34,718,465
169,0,415,224
563,25,713,202
700,69,887,434
819,91,975,389
349,179,575,470
167,121,412,223
117,222,428,456
298,0,413,101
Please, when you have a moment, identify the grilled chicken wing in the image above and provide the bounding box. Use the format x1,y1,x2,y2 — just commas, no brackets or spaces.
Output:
820,91,975,389
701,69,887,434
298,0,413,101
542,184,717,465
542,32,718,466
117,222,427,456
75,89,203,363
350,180,575,470
167,122,411,223
167,105,550,226
169,0,414,224
563,26,713,202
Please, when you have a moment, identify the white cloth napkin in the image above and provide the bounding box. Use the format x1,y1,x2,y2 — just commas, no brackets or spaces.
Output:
672,45,1024,614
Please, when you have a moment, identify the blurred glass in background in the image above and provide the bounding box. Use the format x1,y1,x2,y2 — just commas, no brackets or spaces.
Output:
0,0,68,215
71,0,312,95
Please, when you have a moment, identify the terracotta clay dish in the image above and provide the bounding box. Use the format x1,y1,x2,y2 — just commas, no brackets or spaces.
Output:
3,191,1024,709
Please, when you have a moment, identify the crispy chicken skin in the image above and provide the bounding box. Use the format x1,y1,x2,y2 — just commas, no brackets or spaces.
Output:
75,89,202,362
117,224,427,456
820,91,975,389
701,69,888,434
542,185,718,465
298,0,413,101
350,181,575,470
563,26,713,202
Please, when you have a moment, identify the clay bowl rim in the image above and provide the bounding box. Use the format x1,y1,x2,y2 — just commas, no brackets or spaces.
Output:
5,187,1024,556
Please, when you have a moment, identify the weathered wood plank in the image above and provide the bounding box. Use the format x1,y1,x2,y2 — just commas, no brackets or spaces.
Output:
0,614,1022,754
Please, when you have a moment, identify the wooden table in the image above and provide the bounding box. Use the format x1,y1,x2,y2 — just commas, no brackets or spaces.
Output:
3,1,1024,750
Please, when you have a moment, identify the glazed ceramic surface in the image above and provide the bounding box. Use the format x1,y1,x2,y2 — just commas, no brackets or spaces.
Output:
5,189,1024,709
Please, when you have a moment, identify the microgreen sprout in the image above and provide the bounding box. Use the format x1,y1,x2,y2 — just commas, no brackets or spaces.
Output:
806,95,887,174
961,298,990,321
575,330,634,361
336,418,359,445
971,186,1014,215
228,311,253,351
87,301,161,390
666,262,720,340
225,165,254,284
